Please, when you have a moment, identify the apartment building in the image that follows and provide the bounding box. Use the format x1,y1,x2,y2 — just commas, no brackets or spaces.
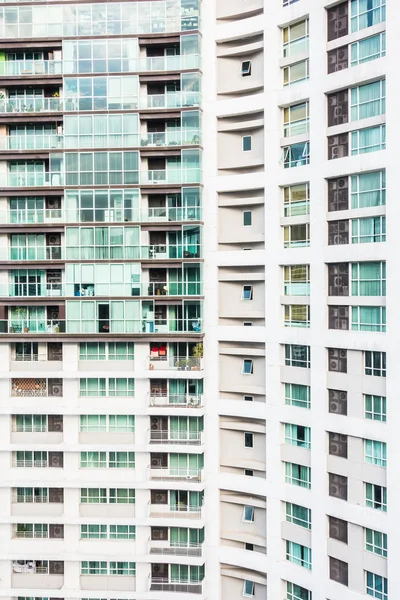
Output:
0,0,395,599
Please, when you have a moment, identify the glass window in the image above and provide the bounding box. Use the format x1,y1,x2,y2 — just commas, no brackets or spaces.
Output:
109,488,135,504
351,262,386,296
109,415,135,432
351,80,385,121
285,424,311,449
109,524,136,539
365,395,386,422
109,561,136,575
240,60,251,76
243,211,252,226
283,182,310,216
351,32,386,65
282,141,310,168
351,306,386,332
283,19,309,58
242,505,255,522
80,452,106,468
80,415,107,432
284,223,310,247
351,0,386,33
242,136,252,151
351,216,386,243
109,451,135,468
284,304,310,327
286,541,312,569
79,378,135,396
364,440,386,467
286,581,312,600
285,344,310,368
283,59,309,85
284,264,310,296
351,170,385,208
242,285,253,300
284,102,309,137
244,432,254,448
81,561,107,575
366,528,387,557
285,462,311,488
243,580,255,597
242,359,253,375
365,571,388,600
351,124,386,155
286,503,311,529
81,524,107,539
285,383,311,409
365,483,387,511
80,488,107,503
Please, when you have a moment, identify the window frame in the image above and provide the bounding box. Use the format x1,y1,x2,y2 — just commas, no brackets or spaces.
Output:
283,59,309,86
242,359,254,375
242,135,252,152
365,528,387,557
243,210,252,227
364,394,386,422
243,580,255,597
240,60,252,77
242,505,255,522
285,502,312,529
244,432,254,448
241,285,253,301
365,482,387,511
364,439,387,467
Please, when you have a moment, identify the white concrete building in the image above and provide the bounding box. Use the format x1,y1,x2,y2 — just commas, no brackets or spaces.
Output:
0,0,394,599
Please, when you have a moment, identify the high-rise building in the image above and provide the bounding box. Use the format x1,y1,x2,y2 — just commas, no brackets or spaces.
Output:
0,0,394,599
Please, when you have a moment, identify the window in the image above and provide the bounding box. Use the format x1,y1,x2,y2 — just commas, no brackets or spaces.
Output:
81,524,107,539
242,136,252,152
16,523,48,538
351,80,386,121
329,557,348,586
242,285,253,300
244,432,254,448
109,452,135,468
243,211,252,226
242,505,255,522
286,541,312,570
245,543,254,551
285,462,311,489
364,440,386,467
283,182,310,217
79,342,134,361
365,571,388,600
329,516,348,543
284,102,309,137
365,483,387,511
285,344,310,368
80,488,107,504
109,488,135,504
352,216,386,243
365,351,386,376
285,424,311,449
244,469,254,476
283,20,309,58
286,581,312,600
80,452,106,468
351,124,386,155
240,61,251,76
283,60,309,86
329,432,348,458
286,502,311,529
283,0,300,5
351,306,386,332
365,395,386,422
284,223,310,247
284,265,310,296
351,171,385,209
284,305,310,328
351,262,386,296
80,415,106,432
81,561,107,575
109,562,136,576
243,580,255,597
285,383,310,409
244,395,254,402
329,473,348,500
243,322,253,326
16,487,48,503
351,32,386,66
108,415,135,432
242,359,253,375
351,0,386,33
109,525,136,539
282,141,310,168
366,528,387,557
79,378,135,396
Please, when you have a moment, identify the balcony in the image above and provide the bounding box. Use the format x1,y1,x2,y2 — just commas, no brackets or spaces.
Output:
149,503,203,520
149,355,202,370
150,467,203,481
12,560,64,589
150,578,203,594
11,378,62,397
0,172,62,188
140,169,201,185
150,393,203,408
5,321,65,335
11,489,64,517
141,130,201,147
150,430,203,446
3,283,63,297
0,97,63,114
142,92,201,110
0,135,63,151
0,60,62,76
149,540,203,557
4,246,63,261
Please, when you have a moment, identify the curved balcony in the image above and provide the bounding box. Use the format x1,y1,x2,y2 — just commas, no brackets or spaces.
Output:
149,539,203,557
149,393,203,408
150,578,203,595
149,429,203,445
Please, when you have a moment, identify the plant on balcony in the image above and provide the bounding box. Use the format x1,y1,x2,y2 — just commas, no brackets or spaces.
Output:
14,307,29,332
191,134,200,144
140,138,149,146
175,359,190,370
192,343,203,358
52,91,60,98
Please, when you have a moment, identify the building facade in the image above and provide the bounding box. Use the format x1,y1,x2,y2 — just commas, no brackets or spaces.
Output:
0,0,396,599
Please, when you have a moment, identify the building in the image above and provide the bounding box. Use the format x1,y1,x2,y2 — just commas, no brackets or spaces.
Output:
0,0,394,599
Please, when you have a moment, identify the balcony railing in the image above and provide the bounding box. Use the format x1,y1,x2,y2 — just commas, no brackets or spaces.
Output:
0,60,62,76
0,207,202,225
3,283,63,297
141,130,200,147
11,353,47,361
12,424,47,432
149,504,203,519
149,355,202,370
0,172,62,188
1,318,202,335
13,459,48,467
149,430,203,445
142,92,201,110
0,97,63,114
150,467,203,481
150,578,203,594
14,530,48,538
149,393,203,408
0,135,63,151
14,494,48,503
140,169,201,185
149,541,203,557
6,246,63,261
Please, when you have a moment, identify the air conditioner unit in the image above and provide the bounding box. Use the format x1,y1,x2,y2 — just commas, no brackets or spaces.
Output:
151,458,162,467
48,235,60,246
339,307,348,317
329,400,341,413
339,350,346,358
51,524,64,538
49,560,64,574
49,382,62,397
151,424,159,430
154,493,166,503
153,565,161,573
330,360,338,371
338,178,347,188
49,488,64,503
49,452,63,468
47,198,60,209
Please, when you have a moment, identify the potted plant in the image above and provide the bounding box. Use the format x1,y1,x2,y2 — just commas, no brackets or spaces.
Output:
175,359,190,371
191,343,203,370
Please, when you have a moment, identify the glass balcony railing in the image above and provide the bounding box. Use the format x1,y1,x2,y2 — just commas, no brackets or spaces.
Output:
149,429,203,444
4,247,63,261
0,60,62,76
149,393,203,408
149,467,203,481
0,135,63,151
141,92,201,110
140,245,201,259
140,169,201,185
148,355,203,370
0,173,63,188
0,207,202,224
0,56,199,77
0,318,202,335
1,97,63,114
141,130,201,147
1,281,202,298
